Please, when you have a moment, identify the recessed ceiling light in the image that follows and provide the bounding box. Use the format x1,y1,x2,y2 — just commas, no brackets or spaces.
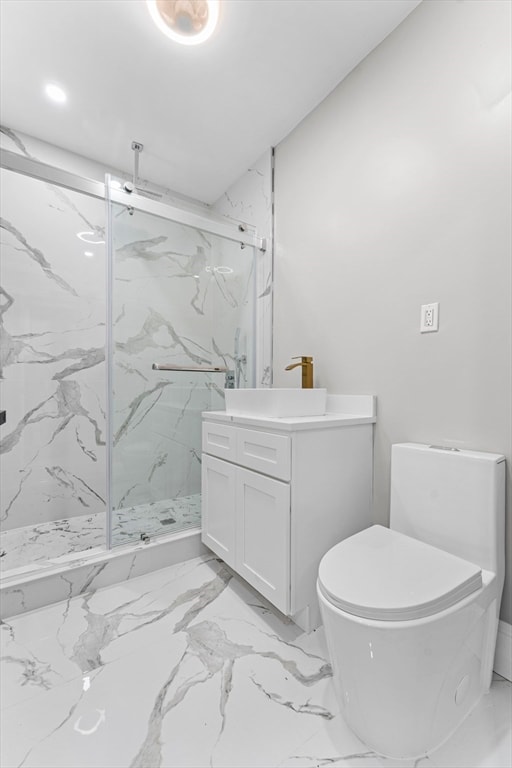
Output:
147,0,220,46
84,251,94,258
44,82,67,104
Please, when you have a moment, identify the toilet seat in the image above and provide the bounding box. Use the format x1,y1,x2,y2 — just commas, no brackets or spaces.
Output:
318,525,482,621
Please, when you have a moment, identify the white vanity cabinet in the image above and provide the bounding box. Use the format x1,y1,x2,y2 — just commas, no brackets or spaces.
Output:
201,398,375,630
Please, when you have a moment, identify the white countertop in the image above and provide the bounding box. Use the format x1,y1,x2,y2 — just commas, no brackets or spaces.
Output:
203,394,376,432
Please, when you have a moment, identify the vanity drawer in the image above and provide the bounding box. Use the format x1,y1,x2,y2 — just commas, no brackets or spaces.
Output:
202,422,237,461
236,428,291,481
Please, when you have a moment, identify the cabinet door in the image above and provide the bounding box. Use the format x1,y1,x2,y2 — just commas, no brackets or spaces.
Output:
201,454,236,568
235,466,290,614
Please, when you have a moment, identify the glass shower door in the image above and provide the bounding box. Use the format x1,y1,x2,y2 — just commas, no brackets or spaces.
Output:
108,200,255,547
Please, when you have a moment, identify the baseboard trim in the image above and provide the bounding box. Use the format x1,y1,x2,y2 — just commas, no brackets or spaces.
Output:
494,620,512,681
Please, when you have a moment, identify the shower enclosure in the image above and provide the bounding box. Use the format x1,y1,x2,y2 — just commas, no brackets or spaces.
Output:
0,148,260,579
108,192,256,547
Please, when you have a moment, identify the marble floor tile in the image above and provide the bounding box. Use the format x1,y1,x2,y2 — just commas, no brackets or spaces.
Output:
427,676,512,768
0,619,82,710
0,494,201,573
1,555,511,768
277,712,437,768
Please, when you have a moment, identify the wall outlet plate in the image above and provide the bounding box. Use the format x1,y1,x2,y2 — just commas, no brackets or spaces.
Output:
420,302,439,333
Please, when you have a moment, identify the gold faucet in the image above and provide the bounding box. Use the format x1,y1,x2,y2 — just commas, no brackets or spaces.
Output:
285,356,314,388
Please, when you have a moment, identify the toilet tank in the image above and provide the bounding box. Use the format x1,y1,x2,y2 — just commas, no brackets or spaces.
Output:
390,443,505,576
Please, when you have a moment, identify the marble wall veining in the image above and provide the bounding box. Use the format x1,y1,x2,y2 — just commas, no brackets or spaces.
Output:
212,149,274,387
0,153,107,533
110,207,254,521
0,126,273,563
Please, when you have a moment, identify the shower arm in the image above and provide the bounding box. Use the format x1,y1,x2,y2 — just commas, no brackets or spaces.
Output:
132,141,142,189
122,141,144,193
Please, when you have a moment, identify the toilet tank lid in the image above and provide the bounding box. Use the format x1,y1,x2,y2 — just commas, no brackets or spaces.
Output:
394,442,505,464
318,525,483,621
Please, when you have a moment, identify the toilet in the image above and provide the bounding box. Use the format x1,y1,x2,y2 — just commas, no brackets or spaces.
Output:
317,442,506,759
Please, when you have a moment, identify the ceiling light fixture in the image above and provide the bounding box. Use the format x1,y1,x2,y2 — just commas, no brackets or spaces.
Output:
147,0,220,46
44,82,67,104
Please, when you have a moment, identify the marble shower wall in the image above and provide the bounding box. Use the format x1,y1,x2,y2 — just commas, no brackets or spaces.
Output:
0,160,107,532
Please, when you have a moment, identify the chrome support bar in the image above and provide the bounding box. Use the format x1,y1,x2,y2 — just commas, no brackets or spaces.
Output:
0,149,265,251
108,186,265,251
152,363,229,372
0,148,106,200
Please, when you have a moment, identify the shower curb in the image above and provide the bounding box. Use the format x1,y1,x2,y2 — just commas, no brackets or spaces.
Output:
0,529,206,620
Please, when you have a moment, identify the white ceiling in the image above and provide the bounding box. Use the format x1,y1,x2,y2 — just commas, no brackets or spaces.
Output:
0,0,421,204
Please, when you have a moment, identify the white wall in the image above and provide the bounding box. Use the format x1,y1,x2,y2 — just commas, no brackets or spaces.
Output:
274,0,512,622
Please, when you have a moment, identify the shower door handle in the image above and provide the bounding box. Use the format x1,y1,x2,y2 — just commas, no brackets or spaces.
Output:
152,363,229,373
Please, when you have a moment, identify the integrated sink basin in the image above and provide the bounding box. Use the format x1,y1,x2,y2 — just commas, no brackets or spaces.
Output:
224,388,327,418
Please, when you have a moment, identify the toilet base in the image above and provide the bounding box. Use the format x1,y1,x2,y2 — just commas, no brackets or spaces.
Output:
318,576,499,759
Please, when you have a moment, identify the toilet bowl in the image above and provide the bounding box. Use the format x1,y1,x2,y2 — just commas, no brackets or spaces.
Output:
317,443,505,759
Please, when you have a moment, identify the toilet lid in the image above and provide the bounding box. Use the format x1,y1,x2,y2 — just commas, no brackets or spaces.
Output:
318,525,482,621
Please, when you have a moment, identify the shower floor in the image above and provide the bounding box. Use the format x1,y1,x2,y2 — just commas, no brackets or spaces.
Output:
0,494,201,574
